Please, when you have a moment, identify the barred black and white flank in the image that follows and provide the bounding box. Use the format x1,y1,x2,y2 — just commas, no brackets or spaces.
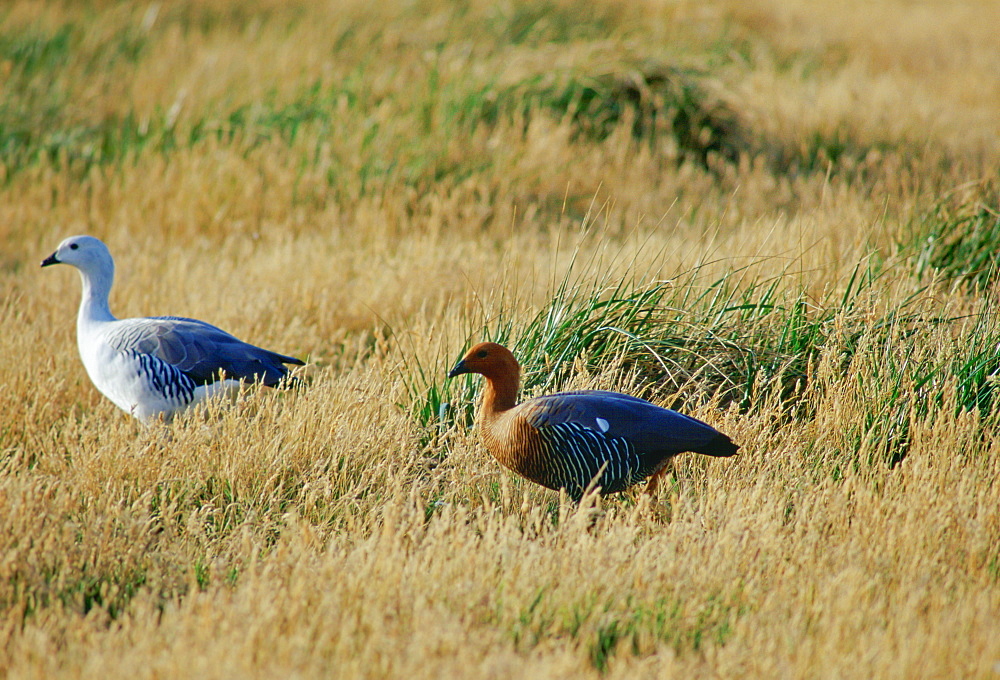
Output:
42,235,304,422
448,342,738,502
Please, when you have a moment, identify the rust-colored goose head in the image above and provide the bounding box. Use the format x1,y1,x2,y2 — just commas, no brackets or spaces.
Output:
448,342,520,381
448,342,522,413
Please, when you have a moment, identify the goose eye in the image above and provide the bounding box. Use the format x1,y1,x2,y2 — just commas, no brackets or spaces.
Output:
476,349,488,358
69,243,79,250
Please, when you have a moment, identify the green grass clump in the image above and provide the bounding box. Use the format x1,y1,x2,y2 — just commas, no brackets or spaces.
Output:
907,183,1000,290
484,1,620,45
487,64,747,170
0,24,74,76
411,253,889,435
500,588,744,673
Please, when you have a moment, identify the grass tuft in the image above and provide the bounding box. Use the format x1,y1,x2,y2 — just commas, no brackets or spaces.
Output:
489,63,747,170
905,181,1000,290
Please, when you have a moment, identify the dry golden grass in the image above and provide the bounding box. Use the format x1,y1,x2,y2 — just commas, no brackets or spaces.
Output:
2,0,1000,677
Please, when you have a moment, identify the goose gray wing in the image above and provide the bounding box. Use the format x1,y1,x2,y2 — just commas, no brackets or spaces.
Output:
106,316,304,386
523,390,731,455
519,390,737,497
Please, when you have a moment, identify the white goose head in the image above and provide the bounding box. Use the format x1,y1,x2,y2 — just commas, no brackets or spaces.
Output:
41,235,114,275
42,235,117,322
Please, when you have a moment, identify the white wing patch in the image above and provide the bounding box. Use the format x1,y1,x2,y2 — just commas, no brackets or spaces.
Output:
595,417,610,433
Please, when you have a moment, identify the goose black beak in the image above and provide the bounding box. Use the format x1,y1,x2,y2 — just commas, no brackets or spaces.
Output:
41,252,60,267
447,360,469,378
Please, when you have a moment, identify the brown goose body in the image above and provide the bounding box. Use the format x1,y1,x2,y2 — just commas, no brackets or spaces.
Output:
448,342,738,501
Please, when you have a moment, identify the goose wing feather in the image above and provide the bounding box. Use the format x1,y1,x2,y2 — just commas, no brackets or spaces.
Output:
520,389,723,454
106,316,303,386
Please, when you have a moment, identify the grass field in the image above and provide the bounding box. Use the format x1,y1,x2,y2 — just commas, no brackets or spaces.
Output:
3,0,1000,677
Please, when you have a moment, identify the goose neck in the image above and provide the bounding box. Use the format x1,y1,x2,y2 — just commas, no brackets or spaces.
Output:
77,265,115,326
481,372,519,419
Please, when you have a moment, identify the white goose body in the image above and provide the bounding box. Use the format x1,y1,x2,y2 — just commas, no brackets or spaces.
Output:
76,319,244,421
43,235,304,422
